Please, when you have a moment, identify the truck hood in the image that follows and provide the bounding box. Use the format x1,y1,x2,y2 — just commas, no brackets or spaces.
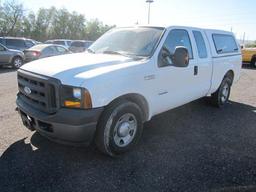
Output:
21,53,141,86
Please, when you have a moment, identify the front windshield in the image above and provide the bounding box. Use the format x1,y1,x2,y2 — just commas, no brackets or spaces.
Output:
89,27,164,57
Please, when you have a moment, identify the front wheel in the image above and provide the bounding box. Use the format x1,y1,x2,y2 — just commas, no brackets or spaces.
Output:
95,100,144,156
210,76,232,107
12,57,23,69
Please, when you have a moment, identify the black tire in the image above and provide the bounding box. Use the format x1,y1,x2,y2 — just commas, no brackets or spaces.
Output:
95,100,144,156
211,76,232,107
251,57,256,68
12,56,23,69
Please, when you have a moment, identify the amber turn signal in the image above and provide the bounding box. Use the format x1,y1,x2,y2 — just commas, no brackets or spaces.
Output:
83,90,92,109
64,100,81,108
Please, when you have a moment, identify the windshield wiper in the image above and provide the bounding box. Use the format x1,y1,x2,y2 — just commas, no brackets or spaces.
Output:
102,50,125,56
102,50,146,60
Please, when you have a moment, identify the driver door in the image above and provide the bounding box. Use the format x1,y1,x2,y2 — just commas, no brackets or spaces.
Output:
151,28,199,115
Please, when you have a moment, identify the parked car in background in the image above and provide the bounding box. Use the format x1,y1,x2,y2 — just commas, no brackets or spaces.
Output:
69,40,93,53
24,44,70,63
241,47,256,68
0,43,24,69
45,39,73,49
0,37,37,51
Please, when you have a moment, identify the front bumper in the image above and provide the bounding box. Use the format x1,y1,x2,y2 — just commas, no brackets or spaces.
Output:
16,96,104,146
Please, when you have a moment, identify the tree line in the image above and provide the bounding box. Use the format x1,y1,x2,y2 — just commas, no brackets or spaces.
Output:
0,0,115,42
246,41,256,48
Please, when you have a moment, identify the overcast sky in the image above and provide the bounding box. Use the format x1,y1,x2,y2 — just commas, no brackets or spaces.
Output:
23,0,256,40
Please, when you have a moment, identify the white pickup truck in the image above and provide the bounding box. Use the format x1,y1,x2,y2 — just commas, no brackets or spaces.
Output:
16,26,242,156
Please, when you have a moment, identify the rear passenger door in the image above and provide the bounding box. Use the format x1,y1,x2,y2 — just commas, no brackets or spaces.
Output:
192,30,212,96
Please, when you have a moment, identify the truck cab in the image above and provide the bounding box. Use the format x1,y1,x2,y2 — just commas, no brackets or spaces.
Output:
16,26,242,156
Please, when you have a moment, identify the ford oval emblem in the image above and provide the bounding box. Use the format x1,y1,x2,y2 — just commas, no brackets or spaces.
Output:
24,86,31,95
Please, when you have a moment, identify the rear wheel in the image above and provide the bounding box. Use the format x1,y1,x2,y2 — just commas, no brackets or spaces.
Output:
211,75,232,107
12,56,23,69
95,100,144,156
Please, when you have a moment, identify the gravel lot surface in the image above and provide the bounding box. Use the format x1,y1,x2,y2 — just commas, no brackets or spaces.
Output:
0,65,256,192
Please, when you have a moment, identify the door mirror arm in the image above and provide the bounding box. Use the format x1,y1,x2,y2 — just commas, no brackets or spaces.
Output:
159,46,174,67
161,46,172,58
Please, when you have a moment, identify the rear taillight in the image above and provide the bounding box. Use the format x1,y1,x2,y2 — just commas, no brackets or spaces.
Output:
32,51,41,57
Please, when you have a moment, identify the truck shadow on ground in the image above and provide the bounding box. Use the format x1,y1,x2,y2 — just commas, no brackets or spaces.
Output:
1,100,256,192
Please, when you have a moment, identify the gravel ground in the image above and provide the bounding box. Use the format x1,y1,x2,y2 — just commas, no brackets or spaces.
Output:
0,65,256,192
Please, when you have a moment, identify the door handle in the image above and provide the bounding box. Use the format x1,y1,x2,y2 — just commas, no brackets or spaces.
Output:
194,66,198,76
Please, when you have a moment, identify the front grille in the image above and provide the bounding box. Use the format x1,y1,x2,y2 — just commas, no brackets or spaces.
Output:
17,70,60,114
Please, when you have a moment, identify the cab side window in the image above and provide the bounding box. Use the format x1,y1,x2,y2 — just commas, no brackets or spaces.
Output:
193,31,208,58
158,29,193,67
212,34,238,54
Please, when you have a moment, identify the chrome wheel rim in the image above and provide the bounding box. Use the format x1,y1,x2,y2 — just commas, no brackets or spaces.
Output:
113,113,137,147
221,83,229,103
14,58,22,68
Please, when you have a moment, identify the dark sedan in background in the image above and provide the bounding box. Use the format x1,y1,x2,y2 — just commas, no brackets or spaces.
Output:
24,44,71,63
69,40,93,53
0,43,25,69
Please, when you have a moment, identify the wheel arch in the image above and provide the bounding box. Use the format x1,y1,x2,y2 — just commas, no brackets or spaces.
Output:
11,55,23,63
105,93,150,122
224,70,234,84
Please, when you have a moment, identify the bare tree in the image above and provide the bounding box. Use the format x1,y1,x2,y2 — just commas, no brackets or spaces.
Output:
0,0,114,41
0,0,24,36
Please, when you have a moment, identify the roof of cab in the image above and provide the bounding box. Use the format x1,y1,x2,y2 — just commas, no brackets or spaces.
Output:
124,25,234,35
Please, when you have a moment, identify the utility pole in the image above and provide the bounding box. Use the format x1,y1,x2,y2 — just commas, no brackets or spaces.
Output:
146,0,154,24
243,32,246,45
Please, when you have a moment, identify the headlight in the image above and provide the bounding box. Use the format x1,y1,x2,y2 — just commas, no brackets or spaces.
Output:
61,85,92,109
